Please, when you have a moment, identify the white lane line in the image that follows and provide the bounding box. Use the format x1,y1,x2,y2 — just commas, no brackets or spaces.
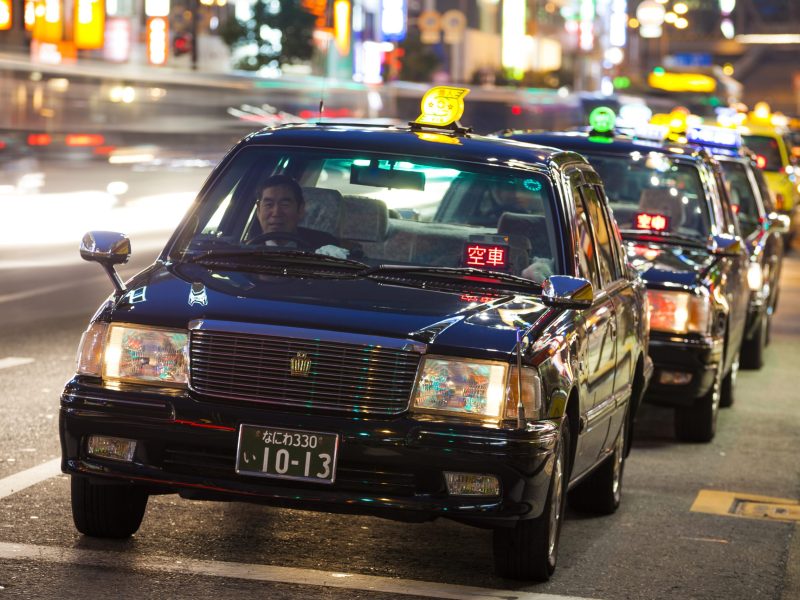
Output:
0,541,598,600
0,357,35,370
0,458,62,500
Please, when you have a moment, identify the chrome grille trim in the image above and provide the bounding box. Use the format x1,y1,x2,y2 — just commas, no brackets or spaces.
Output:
188,322,425,415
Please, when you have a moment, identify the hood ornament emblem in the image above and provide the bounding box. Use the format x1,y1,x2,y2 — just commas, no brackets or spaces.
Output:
189,282,208,307
290,352,311,377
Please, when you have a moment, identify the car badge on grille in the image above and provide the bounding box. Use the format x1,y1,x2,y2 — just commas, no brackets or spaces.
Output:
290,352,311,377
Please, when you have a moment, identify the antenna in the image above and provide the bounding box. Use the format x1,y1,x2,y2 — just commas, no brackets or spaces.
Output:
318,36,333,124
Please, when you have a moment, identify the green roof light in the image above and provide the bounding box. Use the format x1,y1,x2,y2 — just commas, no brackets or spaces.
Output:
589,106,617,134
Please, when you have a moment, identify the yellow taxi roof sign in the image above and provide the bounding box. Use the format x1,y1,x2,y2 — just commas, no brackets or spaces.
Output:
415,86,470,128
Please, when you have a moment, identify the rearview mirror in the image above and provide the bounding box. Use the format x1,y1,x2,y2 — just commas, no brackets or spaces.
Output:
711,234,743,256
768,212,790,234
542,275,594,309
351,164,426,191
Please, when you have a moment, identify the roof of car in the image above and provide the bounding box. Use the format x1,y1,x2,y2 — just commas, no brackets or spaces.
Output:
501,130,709,161
242,123,588,170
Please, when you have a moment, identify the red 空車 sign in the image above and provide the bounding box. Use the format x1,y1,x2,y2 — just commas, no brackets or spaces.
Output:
634,212,670,232
464,243,508,269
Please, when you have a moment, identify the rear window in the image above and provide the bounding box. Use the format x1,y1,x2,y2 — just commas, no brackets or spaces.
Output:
743,135,784,172
583,152,713,242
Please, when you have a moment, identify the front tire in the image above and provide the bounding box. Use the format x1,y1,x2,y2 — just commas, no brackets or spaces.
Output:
71,477,148,538
492,418,570,581
674,360,722,443
568,413,626,515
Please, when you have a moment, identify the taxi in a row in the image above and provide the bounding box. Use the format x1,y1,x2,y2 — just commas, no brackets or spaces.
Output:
502,116,751,443
61,87,651,581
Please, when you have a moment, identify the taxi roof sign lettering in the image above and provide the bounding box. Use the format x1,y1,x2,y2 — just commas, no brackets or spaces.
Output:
415,86,470,128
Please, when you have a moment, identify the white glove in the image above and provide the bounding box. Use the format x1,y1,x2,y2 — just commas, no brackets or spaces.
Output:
315,245,350,259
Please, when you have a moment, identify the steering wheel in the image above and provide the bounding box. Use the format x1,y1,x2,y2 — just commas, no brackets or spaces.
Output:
247,231,314,250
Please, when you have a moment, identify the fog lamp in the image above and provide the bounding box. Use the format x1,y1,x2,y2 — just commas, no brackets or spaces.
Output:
658,370,693,385
443,472,500,496
87,435,137,462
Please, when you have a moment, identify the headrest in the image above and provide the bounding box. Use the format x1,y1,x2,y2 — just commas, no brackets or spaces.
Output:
638,188,683,226
300,187,343,237
340,195,389,242
496,212,551,257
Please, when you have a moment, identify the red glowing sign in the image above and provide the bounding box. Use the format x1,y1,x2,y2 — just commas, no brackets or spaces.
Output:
755,154,767,169
731,204,740,215
464,243,508,269
634,212,670,232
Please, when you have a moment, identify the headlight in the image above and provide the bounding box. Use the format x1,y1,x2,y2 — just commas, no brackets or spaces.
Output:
747,262,764,292
76,322,188,386
410,357,542,422
646,290,710,334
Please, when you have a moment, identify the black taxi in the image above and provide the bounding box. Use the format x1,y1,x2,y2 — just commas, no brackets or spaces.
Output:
684,125,787,370
503,114,749,443
61,87,650,582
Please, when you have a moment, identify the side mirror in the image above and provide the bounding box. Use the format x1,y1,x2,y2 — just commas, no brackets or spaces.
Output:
768,212,790,235
80,231,131,294
711,234,743,256
542,275,594,309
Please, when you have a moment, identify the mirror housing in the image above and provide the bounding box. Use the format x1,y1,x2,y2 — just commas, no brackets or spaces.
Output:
710,234,743,256
350,164,426,191
542,275,594,309
80,231,131,294
768,212,790,235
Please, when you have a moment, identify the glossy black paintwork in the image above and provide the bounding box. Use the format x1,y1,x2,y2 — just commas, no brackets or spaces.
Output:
61,123,650,528
503,130,750,404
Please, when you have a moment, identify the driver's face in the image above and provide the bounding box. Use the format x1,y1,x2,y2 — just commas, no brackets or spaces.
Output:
257,184,304,234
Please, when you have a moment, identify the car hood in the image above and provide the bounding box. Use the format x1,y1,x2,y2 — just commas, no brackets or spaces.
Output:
111,262,552,355
624,239,716,287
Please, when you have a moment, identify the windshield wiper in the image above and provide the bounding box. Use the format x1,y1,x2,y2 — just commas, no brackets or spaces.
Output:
183,249,369,270
621,230,707,249
361,265,539,289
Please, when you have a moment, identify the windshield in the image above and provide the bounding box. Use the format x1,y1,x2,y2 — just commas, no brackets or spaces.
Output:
742,135,784,172
170,146,560,283
719,161,761,238
583,152,712,242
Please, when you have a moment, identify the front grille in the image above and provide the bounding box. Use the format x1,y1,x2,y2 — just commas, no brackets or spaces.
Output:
189,330,421,415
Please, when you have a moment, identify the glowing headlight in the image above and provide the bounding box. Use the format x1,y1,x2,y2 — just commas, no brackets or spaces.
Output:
646,290,710,335
747,262,764,292
82,323,189,386
410,357,542,422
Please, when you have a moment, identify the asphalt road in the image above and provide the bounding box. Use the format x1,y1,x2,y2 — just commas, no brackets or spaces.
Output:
0,160,799,599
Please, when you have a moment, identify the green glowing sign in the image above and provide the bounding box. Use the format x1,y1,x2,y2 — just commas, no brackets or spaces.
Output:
613,76,631,89
589,106,617,134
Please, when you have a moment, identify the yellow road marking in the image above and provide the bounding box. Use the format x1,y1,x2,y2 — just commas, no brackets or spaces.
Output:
691,490,800,523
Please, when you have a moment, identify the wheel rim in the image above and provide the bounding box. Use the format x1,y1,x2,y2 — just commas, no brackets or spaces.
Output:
731,351,740,386
611,424,625,501
547,443,565,560
711,361,722,422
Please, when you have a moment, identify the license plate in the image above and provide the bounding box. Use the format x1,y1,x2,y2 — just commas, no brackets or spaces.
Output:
235,424,339,484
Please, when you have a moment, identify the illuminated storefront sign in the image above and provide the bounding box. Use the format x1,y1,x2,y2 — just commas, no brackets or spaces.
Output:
501,0,525,77
24,0,35,30
103,17,131,62
301,0,327,30
0,0,12,30
380,0,406,42
74,0,105,49
33,0,64,43
145,0,169,17
146,16,168,66
333,0,350,55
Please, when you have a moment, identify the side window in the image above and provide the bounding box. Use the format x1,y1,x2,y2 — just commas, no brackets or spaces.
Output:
594,184,627,277
572,183,600,290
580,185,617,286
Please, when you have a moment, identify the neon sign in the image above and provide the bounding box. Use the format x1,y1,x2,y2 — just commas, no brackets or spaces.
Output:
634,212,670,232
464,243,509,269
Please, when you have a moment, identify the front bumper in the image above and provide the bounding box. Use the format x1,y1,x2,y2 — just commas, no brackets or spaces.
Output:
60,379,560,528
644,333,723,406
